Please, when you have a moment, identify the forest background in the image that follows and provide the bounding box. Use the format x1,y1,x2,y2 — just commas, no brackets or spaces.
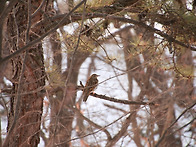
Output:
0,0,195,147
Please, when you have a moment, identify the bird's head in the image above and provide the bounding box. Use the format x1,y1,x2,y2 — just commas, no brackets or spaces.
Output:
91,74,99,78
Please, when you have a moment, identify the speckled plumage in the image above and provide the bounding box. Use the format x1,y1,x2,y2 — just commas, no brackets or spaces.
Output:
82,74,99,102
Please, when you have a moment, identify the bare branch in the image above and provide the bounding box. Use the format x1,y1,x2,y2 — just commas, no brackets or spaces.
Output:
55,111,131,146
79,81,154,105
0,0,86,65
73,107,112,140
90,92,155,105
155,101,196,147
106,112,134,147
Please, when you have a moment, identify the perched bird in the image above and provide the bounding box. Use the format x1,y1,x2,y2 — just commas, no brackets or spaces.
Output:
82,74,99,102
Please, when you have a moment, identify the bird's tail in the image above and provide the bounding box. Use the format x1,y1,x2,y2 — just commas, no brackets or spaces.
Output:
82,93,89,102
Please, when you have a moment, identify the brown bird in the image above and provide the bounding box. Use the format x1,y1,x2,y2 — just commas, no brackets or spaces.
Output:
82,74,99,102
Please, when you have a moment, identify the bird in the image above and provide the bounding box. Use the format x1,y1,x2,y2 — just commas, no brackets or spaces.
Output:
82,74,99,102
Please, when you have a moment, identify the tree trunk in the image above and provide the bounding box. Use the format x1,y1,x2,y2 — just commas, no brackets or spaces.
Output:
47,28,89,146
4,1,46,146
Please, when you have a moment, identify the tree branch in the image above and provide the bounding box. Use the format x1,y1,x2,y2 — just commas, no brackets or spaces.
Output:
106,112,134,147
73,107,112,141
2,8,196,65
0,0,86,65
0,0,19,60
77,81,156,105
37,12,196,52
91,92,155,105
79,82,154,105
155,101,196,147
55,110,131,146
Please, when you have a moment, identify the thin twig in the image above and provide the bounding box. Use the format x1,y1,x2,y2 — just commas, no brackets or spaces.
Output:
106,112,134,147
73,107,112,140
3,1,32,146
155,102,196,147
0,0,86,65
2,48,28,147
35,12,196,51
172,46,194,78
32,0,46,17
51,0,87,146
55,111,131,146
171,118,195,135
0,0,18,21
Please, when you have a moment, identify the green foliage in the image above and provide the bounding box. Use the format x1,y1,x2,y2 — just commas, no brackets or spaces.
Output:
175,64,194,77
59,31,95,53
182,11,196,31
46,64,65,88
87,0,113,8
76,0,113,12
